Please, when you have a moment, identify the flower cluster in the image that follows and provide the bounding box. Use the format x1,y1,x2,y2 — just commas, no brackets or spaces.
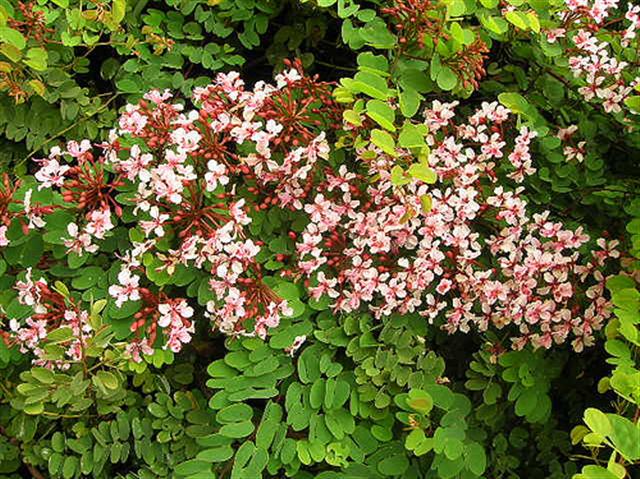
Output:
381,0,447,49
7,269,93,369
544,0,640,116
7,1,52,45
3,61,339,364
0,63,620,366
105,61,338,350
293,101,618,352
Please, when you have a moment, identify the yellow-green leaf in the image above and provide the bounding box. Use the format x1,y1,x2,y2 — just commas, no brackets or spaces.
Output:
366,99,396,131
408,163,437,183
420,194,433,213
370,129,396,156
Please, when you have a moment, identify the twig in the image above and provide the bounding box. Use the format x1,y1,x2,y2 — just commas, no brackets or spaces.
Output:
26,464,46,479
314,60,356,72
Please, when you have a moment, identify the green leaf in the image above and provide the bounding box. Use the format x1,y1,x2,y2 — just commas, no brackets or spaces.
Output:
217,404,253,424
420,194,432,213
298,346,321,383
72,266,104,289
32,367,55,384
405,428,425,450
48,453,63,475
584,408,612,436
391,166,411,186
608,414,640,460
370,129,396,156
360,19,396,49
527,11,540,32
351,71,390,100
515,389,538,417
310,379,325,410
112,0,126,24
0,27,26,50
398,123,427,148
408,163,437,184
148,403,167,418
51,432,65,453
96,371,118,390
219,420,255,438
208,359,237,378
407,389,433,414
399,69,430,93
116,77,140,94
498,92,530,115
464,442,486,475
399,88,422,117
62,455,78,479
479,14,509,35
46,327,74,343
505,11,529,30
366,100,396,131
357,52,389,76
196,446,234,462
436,66,458,91
24,47,48,71
378,454,409,476
624,96,640,112
576,465,621,479
343,109,363,126
445,0,466,16
174,460,211,476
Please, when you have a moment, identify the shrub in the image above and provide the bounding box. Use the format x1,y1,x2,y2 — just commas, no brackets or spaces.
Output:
0,0,639,478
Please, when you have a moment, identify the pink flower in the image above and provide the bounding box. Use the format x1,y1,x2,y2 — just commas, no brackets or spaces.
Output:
85,208,114,239
23,190,46,229
165,323,195,352
125,339,154,362
275,68,302,89
205,160,229,192
108,269,141,307
214,71,245,101
15,268,45,310
158,299,194,328
119,105,148,135
424,100,459,131
170,128,201,152
143,89,173,104
481,133,506,159
140,206,170,238
309,272,339,300
0,225,8,247
229,200,251,226
436,278,453,295
34,159,70,190
64,223,99,255
116,144,153,182
557,125,578,141
545,28,566,43
66,140,92,159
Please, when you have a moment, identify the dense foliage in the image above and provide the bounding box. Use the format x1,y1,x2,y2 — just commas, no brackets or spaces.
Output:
0,0,639,478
